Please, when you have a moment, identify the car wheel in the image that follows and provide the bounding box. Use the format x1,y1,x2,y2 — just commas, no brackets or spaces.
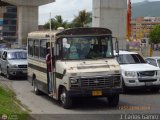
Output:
6,69,12,79
122,79,128,93
150,88,159,93
107,94,119,107
34,80,41,95
0,66,2,75
60,88,72,109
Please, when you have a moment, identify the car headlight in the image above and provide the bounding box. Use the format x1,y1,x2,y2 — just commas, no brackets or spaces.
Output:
10,64,17,68
124,71,137,77
157,70,160,77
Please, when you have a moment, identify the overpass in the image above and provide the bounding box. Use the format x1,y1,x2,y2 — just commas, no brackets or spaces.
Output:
0,0,127,48
0,0,55,46
93,0,127,49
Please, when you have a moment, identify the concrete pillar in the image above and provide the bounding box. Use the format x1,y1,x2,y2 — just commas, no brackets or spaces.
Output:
92,0,127,49
17,6,38,45
1,0,55,46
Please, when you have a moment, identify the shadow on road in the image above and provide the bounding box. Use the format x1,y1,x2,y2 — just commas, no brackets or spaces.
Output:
0,74,27,81
11,76,28,81
31,92,132,111
122,89,160,96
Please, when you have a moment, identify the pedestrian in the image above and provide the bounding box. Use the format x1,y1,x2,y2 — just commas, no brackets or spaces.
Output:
46,47,53,95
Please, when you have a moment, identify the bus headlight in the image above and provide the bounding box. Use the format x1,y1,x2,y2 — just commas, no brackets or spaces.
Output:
70,78,78,84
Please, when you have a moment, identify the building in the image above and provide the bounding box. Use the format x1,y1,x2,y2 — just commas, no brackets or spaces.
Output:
0,0,55,46
0,6,17,44
131,17,160,40
130,17,160,57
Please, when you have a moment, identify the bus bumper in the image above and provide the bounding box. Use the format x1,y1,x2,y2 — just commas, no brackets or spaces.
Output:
68,88,123,97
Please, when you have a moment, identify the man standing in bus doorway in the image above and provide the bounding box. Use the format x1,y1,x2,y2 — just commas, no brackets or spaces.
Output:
46,47,53,95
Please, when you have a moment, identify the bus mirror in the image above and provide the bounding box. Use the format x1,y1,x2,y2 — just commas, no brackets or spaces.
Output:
56,44,59,56
54,44,59,56
54,47,56,56
113,37,119,55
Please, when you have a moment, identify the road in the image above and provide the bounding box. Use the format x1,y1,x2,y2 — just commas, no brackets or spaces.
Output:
0,75,160,120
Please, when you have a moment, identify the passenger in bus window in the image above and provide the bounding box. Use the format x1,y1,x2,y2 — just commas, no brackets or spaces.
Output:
46,47,53,94
69,45,79,59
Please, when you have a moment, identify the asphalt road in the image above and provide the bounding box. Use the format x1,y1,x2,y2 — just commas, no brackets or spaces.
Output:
0,76,160,120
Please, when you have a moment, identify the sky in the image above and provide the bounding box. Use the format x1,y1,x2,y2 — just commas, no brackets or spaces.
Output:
39,0,160,25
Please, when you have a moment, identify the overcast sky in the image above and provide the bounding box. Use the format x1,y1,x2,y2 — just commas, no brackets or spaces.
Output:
39,0,160,25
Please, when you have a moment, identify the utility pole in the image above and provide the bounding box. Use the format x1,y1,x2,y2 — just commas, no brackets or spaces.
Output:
126,0,131,41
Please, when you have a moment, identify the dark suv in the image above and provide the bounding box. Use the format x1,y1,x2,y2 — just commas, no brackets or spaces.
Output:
0,49,27,79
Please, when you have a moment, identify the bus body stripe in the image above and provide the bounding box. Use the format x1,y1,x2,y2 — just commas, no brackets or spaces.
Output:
28,63,47,73
28,63,64,79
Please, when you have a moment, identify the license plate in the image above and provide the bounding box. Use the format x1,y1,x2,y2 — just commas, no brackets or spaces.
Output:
23,71,27,73
92,90,102,96
146,82,153,86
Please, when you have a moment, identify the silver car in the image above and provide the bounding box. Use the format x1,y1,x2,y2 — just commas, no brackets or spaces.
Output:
145,57,160,68
0,49,27,79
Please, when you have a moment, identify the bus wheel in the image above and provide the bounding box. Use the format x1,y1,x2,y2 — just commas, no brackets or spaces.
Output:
60,88,72,109
107,94,119,107
34,80,41,95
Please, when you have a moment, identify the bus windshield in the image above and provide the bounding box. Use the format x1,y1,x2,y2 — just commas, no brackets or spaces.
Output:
62,36,113,60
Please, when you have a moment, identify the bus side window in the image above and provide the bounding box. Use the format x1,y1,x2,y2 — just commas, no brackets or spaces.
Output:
40,40,47,58
34,40,39,58
28,39,34,56
55,39,62,59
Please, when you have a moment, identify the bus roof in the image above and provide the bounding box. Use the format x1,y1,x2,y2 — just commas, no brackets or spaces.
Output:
28,30,59,39
28,27,112,39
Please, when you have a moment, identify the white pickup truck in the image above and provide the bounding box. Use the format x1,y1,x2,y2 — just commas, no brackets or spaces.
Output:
114,51,160,93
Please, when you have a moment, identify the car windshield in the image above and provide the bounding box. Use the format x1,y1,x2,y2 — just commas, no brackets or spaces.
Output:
8,51,27,60
116,54,146,64
62,36,113,60
157,59,160,68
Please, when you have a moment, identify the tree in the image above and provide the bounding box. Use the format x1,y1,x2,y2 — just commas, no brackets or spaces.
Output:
44,15,68,30
43,10,92,29
72,10,92,27
149,25,160,44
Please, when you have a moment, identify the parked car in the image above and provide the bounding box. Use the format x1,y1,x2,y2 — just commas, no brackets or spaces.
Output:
0,49,27,79
114,51,160,93
0,43,7,49
145,57,160,68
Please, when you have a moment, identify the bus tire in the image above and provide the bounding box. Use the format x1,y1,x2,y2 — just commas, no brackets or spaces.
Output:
34,80,41,95
60,88,72,109
107,94,119,107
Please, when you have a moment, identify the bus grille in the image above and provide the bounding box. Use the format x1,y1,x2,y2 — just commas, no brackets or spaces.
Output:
70,75,121,89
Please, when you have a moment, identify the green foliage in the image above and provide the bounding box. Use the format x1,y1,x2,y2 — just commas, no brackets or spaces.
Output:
0,86,29,120
44,10,92,29
44,15,68,30
72,10,92,27
149,25,160,44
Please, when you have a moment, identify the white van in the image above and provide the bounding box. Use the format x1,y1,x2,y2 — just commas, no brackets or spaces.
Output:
114,51,160,93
